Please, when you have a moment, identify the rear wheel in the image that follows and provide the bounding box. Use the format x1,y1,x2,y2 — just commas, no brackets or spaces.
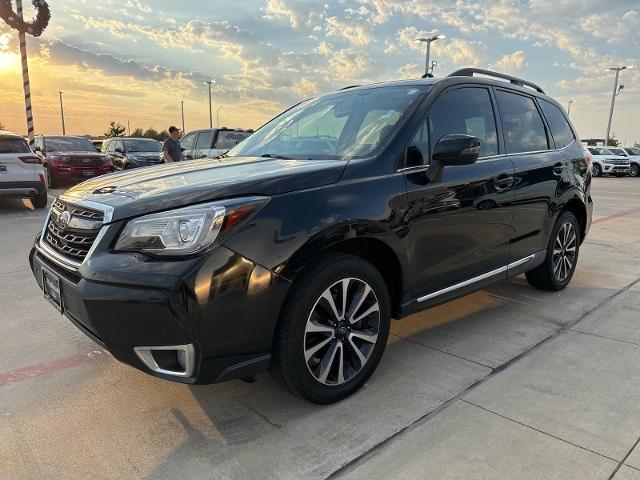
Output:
270,253,391,404
33,192,48,209
630,164,639,177
526,211,580,291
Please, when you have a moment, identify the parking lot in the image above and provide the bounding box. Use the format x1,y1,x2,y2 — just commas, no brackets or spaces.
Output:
1,177,640,480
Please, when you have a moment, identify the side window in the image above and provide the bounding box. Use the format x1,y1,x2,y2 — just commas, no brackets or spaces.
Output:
180,132,197,150
408,87,499,166
215,131,252,150
539,99,575,149
103,141,112,152
115,140,124,152
195,131,214,150
496,90,549,154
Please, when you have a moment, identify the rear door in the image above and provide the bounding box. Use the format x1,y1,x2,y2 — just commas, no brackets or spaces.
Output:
495,89,570,262
194,130,215,159
404,86,516,303
0,136,37,184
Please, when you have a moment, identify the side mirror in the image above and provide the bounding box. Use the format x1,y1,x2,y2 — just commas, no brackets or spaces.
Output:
96,147,102,152
34,146,42,152
433,134,481,166
114,147,123,153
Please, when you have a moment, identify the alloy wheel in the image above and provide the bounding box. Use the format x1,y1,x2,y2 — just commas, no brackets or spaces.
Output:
304,277,380,386
630,164,639,177
553,221,577,282
592,164,601,177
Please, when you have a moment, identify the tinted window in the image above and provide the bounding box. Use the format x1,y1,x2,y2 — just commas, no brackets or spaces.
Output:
227,85,427,159
496,90,549,154
625,147,640,156
215,131,252,150
0,137,30,154
195,131,214,150
125,139,160,152
539,100,575,149
406,119,429,167
181,132,197,150
427,87,499,159
44,137,94,152
607,148,626,156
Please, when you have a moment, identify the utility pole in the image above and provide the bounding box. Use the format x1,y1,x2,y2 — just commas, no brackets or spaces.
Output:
58,91,66,135
416,34,445,78
127,120,131,136
206,81,214,128
567,100,574,116
181,100,185,133
605,66,633,146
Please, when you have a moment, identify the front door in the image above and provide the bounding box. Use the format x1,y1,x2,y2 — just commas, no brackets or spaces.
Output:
404,86,515,305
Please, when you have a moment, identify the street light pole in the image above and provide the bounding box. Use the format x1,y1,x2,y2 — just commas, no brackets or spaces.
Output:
567,100,574,116
206,81,214,128
217,106,223,128
416,34,446,78
181,100,185,133
605,66,632,146
58,90,66,135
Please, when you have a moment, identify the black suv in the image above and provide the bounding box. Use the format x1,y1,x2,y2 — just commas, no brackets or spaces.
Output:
30,69,592,404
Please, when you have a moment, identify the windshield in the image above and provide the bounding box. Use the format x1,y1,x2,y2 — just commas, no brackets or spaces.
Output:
625,147,640,155
588,147,614,155
227,85,428,160
46,137,95,152
125,139,161,152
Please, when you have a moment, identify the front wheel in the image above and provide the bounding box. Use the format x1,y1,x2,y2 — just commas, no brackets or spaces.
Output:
592,163,602,177
526,211,580,291
270,253,391,404
629,164,639,177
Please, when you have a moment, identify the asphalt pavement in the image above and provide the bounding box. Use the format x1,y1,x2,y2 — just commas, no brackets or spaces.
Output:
1,177,639,480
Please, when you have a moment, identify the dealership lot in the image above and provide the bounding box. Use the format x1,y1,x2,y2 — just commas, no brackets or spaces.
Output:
1,178,640,479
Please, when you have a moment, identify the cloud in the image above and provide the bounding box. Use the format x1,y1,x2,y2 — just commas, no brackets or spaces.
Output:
324,16,373,47
490,50,526,72
262,0,324,29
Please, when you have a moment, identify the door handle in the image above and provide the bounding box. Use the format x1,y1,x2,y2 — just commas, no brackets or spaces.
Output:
553,162,564,175
494,174,514,191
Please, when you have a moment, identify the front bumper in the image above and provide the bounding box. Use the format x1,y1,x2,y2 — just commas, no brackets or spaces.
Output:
602,164,630,174
30,239,290,384
51,165,115,181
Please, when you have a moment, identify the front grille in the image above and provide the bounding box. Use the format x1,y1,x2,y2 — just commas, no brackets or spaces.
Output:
609,159,629,165
44,200,104,262
66,158,104,166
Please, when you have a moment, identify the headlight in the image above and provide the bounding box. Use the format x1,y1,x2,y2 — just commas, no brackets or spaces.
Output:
114,197,268,256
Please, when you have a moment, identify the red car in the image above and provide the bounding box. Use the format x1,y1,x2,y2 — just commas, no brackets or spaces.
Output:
34,136,115,188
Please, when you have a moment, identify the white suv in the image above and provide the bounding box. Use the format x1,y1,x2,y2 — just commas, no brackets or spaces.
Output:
179,128,253,160
586,147,630,177
0,131,48,208
608,146,640,177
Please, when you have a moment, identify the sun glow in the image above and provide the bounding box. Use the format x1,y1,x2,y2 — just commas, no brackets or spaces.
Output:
0,51,20,72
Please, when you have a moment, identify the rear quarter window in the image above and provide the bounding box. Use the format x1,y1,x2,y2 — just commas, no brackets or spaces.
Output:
539,99,575,149
0,137,31,154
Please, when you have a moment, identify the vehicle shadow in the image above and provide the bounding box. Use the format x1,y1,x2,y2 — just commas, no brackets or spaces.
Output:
146,267,630,480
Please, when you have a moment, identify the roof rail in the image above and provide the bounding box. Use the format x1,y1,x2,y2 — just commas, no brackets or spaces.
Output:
448,68,545,94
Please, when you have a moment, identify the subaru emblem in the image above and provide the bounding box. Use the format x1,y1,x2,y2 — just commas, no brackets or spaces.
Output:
58,210,72,231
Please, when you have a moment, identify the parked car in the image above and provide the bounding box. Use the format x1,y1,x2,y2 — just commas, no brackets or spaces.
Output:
92,139,104,152
34,135,115,188
0,130,47,208
180,128,253,160
586,147,630,177
607,146,640,177
30,68,592,404
102,137,163,169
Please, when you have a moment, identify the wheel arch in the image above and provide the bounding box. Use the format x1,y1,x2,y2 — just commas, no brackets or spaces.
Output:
280,222,409,319
561,195,588,244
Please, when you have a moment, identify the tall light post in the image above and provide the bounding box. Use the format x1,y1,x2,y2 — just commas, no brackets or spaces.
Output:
205,80,215,128
416,34,446,78
58,90,66,135
567,100,574,116
605,65,633,146
216,106,223,128
181,100,185,133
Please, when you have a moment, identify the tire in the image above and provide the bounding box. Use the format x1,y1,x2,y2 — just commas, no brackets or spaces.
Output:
591,163,602,177
526,211,580,291
270,252,391,404
33,192,48,209
630,164,640,177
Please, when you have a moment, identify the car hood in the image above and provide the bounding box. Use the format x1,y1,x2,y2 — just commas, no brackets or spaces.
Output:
61,156,347,222
49,151,104,156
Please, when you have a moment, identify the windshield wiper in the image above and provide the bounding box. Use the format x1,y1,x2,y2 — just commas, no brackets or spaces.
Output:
260,153,295,160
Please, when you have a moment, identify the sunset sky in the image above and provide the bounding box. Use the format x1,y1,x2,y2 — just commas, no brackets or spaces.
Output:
0,0,638,144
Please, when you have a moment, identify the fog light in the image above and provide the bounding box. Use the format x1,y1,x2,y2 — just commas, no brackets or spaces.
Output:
133,344,195,378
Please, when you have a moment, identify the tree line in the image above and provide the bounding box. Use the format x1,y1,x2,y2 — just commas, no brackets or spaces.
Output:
104,121,170,141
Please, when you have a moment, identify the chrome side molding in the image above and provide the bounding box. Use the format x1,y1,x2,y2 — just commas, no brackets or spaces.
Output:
417,253,537,303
